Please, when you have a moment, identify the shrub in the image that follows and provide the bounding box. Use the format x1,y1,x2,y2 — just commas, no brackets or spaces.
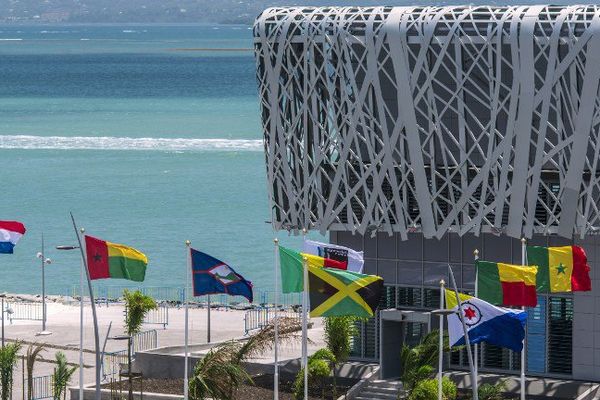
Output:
324,316,358,398
123,289,157,336
408,377,457,400
293,348,336,399
0,342,22,400
52,352,77,400
478,380,507,400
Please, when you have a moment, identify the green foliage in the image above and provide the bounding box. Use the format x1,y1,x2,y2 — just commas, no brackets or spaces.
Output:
123,289,157,336
408,377,457,400
190,318,301,400
189,342,252,400
52,352,77,400
26,343,45,400
324,316,358,398
323,316,357,364
0,342,22,400
294,348,336,399
400,330,449,393
478,380,508,400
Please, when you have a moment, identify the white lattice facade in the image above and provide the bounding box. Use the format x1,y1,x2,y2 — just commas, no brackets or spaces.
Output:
254,5,600,240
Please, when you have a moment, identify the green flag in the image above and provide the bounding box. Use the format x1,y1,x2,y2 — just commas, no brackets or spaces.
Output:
279,246,304,293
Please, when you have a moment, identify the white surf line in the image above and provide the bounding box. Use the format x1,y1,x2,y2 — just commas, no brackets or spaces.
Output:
0,135,263,152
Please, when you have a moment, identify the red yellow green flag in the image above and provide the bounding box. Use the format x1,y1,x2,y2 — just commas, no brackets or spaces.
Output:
527,245,591,293
476,261,538,307
85,235,148,282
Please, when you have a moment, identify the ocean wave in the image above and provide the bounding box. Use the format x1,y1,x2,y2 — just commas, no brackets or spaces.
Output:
0,135,263,152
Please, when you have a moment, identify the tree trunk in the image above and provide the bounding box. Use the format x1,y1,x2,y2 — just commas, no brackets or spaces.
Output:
332,364,338,399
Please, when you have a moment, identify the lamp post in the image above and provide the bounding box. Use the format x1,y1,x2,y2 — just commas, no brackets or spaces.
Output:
56,244,83,400
36,234,52,336
0,297,13,347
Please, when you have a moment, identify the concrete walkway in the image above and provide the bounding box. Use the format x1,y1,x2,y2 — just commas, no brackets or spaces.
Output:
5,301,321,399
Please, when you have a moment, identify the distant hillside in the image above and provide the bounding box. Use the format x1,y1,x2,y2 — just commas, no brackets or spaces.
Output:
0,0,547,25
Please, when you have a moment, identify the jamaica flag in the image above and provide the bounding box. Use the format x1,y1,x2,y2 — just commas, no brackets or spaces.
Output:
309,266,383,318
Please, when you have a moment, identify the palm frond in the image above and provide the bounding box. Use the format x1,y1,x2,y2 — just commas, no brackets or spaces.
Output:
233,316,301,364
26,343,45,400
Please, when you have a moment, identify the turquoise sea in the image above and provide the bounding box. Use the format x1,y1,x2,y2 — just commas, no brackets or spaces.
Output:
0,24,321,297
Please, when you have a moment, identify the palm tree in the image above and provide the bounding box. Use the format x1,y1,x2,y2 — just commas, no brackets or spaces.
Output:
123,290,157,400
25,343,45,400
123,289,157,336
400,330,451,394
0,342,22,400
189,317,302,400
52,352,77,400
323,316,358,397
189,341,251,400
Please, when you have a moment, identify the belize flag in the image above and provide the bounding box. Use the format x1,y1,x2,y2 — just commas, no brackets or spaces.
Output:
190,248,253,302
445,290,527,352
0,221,26,254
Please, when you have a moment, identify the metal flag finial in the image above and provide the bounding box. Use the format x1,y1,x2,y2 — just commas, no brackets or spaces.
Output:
185,240,191,246
274,238,279,244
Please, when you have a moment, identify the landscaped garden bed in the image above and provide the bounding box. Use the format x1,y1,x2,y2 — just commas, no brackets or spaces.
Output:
102,373,359,400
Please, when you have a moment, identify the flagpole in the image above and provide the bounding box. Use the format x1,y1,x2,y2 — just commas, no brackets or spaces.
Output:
448,264,478,400
273,238,280,400
70,213,102,400
207,294,211,343
184,240,191,400
301,254,309,400
301,227,309,400
438,279,445,400
79,238,84,400
474,248,479,382
520,238,527,400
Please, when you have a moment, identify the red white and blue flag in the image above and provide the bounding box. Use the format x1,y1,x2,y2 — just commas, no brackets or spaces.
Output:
190,248,253,302
0,221,26,254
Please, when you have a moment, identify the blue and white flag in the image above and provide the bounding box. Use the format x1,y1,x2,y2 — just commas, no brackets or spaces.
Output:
445,290,527,352
190,249,253,302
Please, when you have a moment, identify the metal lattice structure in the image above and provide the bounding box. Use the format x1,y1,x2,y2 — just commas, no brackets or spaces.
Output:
254,6,600,239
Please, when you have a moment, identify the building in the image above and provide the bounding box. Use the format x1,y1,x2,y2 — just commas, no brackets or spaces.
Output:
254,5,600,382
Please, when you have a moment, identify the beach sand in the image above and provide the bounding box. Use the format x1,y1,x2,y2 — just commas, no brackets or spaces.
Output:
4,297,323,399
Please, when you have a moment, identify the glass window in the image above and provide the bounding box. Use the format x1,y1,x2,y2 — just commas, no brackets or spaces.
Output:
548,296,573,374
377,232,396,259
397,261,422,285
397,233,422,261
377,260,397,284
423,262,448,287
423,235,448,262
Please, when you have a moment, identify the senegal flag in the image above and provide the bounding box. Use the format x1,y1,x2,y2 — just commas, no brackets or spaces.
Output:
527,246,591,293
278,246,346,293
477,261,538,307
309,267,383,318
85,235,148,282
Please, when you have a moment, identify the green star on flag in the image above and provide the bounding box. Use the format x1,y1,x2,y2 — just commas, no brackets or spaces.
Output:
556,263,566,275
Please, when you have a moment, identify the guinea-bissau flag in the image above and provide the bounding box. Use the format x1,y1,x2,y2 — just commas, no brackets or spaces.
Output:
278,245,347,293
309,266,383,318
527,245,591,293
476,261,538,307
85,235,148,282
